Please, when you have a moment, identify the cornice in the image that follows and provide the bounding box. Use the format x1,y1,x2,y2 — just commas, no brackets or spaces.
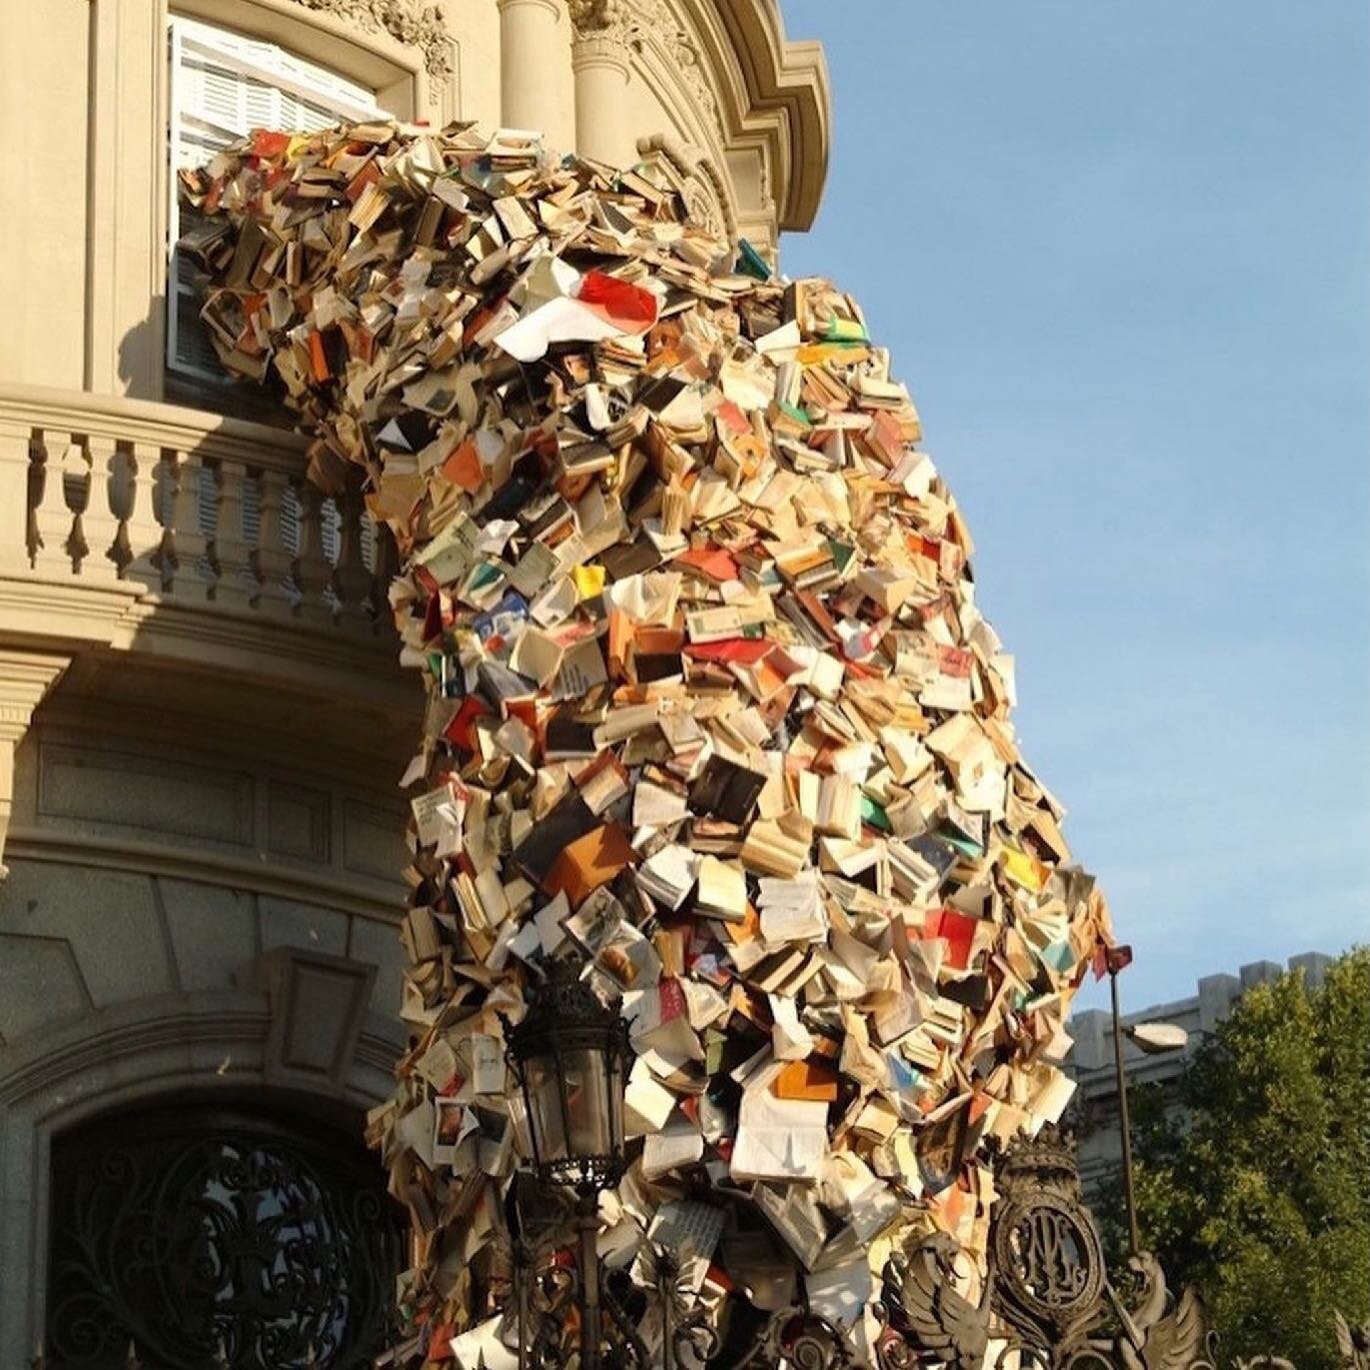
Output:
0,575,411,711
685,0,831,232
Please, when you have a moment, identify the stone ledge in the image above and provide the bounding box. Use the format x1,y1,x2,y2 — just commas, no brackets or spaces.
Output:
6,827,404,924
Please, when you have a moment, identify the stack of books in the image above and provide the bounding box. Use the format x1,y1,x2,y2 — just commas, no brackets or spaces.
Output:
188,118,1117,1366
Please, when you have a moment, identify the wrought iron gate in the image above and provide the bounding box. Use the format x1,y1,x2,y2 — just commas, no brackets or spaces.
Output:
44,1103,404,1369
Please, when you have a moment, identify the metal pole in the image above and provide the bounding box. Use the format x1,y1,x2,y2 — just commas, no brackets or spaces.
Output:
577,1189,602,1370
516,1238,529,1370
658,1248,675,1370
1109,965,1141,1255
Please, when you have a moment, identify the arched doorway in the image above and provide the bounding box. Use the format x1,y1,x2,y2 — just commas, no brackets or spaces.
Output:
44,1098,404,1369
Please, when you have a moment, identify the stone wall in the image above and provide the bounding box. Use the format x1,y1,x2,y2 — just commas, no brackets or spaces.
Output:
0,693,410,1361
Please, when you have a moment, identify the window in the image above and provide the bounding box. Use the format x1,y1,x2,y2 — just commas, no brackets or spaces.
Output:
166,16,384,416
45,1102,405,1369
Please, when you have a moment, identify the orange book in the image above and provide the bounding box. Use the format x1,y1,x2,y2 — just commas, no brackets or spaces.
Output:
440,437,483,493
307,330,330,383
555,469,596,502
674,545,739,583
607,611,633,683
722,902,761,945
344,158,381,203
251,129,291,158
543,823,634,905
773,1059,839,1103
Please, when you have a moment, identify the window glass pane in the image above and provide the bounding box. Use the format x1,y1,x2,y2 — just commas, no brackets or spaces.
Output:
563,1048,612,1160
525,1056,569,1164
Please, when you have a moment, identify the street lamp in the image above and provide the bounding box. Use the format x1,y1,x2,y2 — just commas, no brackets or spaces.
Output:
1104,945,1189,1256
1124,1021,1189,1056
506,962,629,1370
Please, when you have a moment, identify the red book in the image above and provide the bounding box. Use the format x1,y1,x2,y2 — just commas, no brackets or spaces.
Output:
926,907,978,971
250,128,290,158
577,269,658,329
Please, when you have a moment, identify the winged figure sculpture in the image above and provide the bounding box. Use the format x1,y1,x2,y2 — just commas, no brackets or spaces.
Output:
879,1234,991,1370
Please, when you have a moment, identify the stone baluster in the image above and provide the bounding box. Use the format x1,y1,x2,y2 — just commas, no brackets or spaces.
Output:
292,478,334,627
253,465,296,617
81,434,124,577
164,448,209,599
122,441,168,590
332,485,374,630
210,457,255,611
31,433,83,576
0,421,35,573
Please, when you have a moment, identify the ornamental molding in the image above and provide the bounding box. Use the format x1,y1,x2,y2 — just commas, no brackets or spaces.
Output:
284,0,455,85
6,826,405,926
0,990,400,1111
626,0,720,134
682,0,830,231
0,651,68,880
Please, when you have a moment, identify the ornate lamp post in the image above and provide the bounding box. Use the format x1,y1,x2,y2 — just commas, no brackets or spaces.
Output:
506,963,629,1370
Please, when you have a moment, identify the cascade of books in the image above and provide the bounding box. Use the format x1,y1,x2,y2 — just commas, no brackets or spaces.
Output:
183,122,1116,1367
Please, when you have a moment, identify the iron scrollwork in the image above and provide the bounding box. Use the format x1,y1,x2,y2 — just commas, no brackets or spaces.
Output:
45,1105,404,1369
711,1308,863,1370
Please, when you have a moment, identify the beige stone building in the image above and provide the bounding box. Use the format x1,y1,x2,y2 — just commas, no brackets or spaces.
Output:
0,2,828,1364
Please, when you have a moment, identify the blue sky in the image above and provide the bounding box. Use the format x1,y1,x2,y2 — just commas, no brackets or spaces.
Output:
779,0,1370,1011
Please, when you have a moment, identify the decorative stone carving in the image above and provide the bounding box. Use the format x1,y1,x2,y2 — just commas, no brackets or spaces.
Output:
567,0,630,38
626,0,721,133
257,946,378,1092
285,0,455,85
877,1129,1217,1370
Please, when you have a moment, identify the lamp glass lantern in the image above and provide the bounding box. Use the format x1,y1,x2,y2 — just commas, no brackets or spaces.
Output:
507,964,628,1193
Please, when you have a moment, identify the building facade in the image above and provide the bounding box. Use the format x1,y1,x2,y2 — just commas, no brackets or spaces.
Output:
1067,950,1334,1201
0,4,829,1364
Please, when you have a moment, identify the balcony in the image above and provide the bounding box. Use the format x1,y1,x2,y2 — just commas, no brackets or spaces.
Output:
0,384,415,701
0,384,420,874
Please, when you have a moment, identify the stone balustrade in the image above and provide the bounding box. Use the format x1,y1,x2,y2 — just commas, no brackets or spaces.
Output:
0,384,395,641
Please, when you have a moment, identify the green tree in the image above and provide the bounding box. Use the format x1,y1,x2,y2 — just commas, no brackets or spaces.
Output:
1121,946,1370,1370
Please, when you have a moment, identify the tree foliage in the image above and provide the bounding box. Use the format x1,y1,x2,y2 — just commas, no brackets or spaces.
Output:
1124,946,1370,1369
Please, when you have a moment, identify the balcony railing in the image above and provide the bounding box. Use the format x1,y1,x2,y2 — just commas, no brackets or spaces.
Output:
0,384,396,645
